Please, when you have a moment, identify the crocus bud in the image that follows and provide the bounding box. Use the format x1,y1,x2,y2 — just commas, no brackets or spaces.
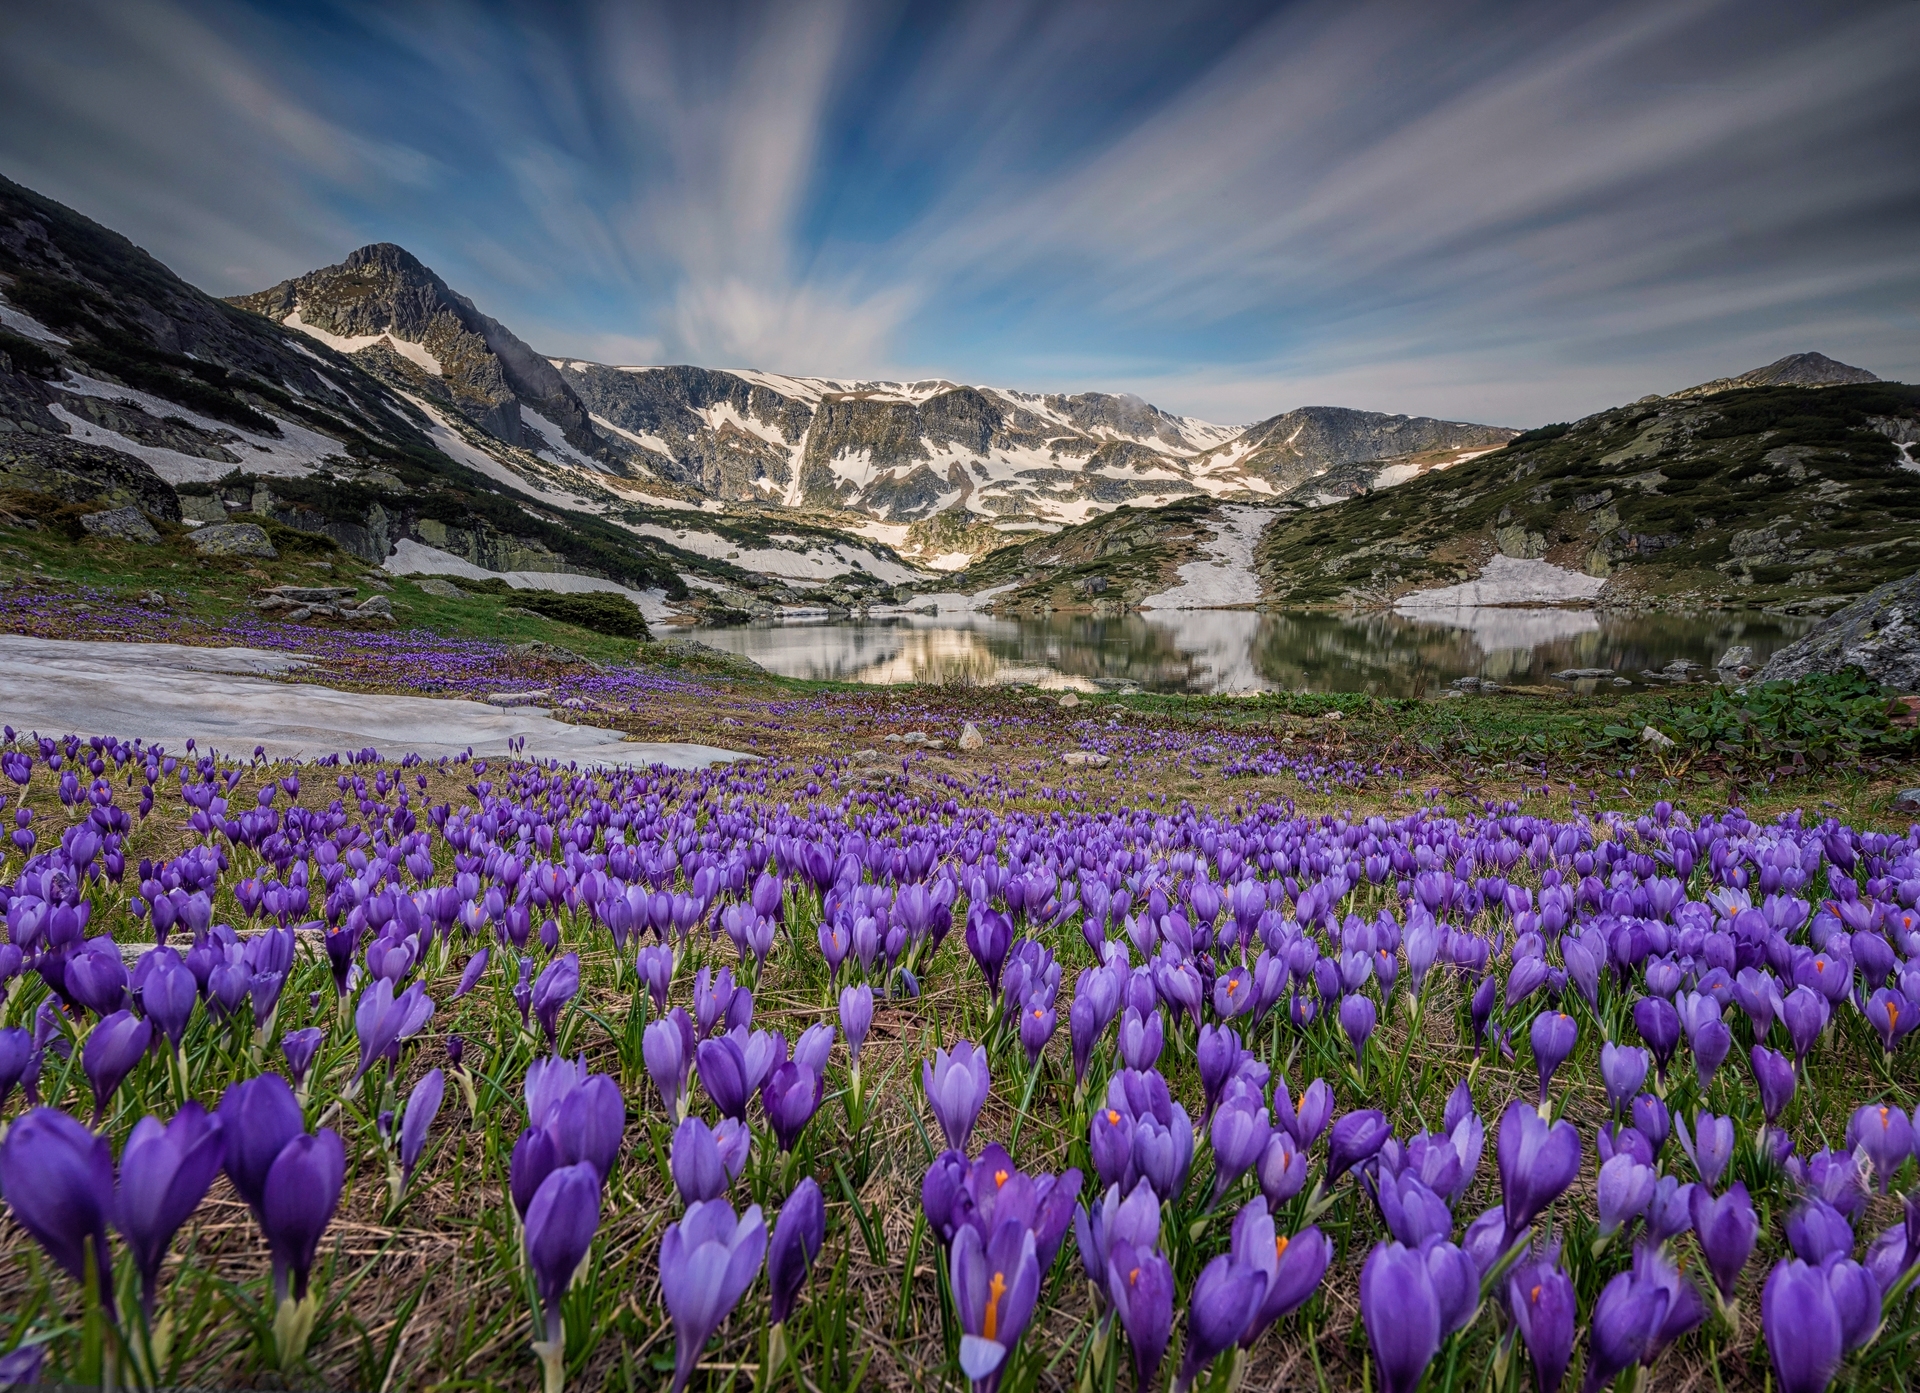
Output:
767,1176,826,1325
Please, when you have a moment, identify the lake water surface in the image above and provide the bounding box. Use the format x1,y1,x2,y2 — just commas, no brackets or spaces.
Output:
687,607,1813,696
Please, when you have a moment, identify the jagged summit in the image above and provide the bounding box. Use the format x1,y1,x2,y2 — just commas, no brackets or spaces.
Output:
1671,351,1879,399
231,244,609,465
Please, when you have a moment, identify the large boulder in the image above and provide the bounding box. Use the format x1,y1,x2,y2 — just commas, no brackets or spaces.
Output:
1758,573,1920,691
189,522,277,559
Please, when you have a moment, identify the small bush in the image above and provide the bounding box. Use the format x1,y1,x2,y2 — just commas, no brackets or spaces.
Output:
0,329,61,379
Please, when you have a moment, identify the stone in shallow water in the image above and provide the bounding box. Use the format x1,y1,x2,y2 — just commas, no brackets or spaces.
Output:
1553,668,1615,680
189,522,277,559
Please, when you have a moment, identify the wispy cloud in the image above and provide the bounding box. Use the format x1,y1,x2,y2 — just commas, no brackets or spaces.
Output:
0,0,1914,420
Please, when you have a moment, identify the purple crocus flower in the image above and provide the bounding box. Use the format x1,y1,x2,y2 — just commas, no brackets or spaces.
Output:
1630,1094,1671,1156
1675,1112,1735,1190
1074,1177,1161,1293
1528,1010,1577,1102
1632,995,1681,1078
1208,1095,1270,1206
696,1034,751,1121
0,1106,115,1311
139,948,198,1050
767,1176,825,1326
525,1162,603,1376
65,937,129,1017
115,1101,226,1315
218,1072,306,1219
262,1128,346,1304
531,953,579,1044
1176,1249,1263,1391
1847,1102,1916,1191
761,1061,825,1152
661,1199,767,1393
1231,1199,1330,1345
1508,1255,1576,1393
1119,1007,1164,1072
1107,1238,1175,1393
839,984,873,1067
1274,1077,1334,1148
645,1009,695,1120
1325,1109,1391,1187
1338,993,1377,1064
1584,1264,1671,1392
924,1041,991,1152
452,948,489,1000
1751,1045,1796,1124
1599,1042,1648,1115
953,1216,1043,1392
1361,1241,1440,1393
350,978,434,1085
281,1026,323,1090
1763,1259,1843,1393
671,1115,733,1204
82,1009,151,1121
1691,1181,1758,1307
1018,998,1056,1067
1495,1102,1580,1246
1782,985,1829,1065
400,1068,445,1183
791,1022,835,1076
1258,1130,1308,1208
1597,1153,1656,1240
0,1026,32,1113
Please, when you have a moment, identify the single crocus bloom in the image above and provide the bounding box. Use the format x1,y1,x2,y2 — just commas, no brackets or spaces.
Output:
1361,1241,1440,1393
1690,1181,1758,1306
1508,1257,1576,1393
82,1009,151,1121
660,1199,767,1393
0,1106,116,1311
1529,1010,1577,1102
400,1068,445,1183
1107,1238,1175,1392
1762,1258,1842,1393
116,1101,225,1315
923,1041,991,1153
261,1128,346,1304
767,1176,826,1326
1496,1102,1580,1246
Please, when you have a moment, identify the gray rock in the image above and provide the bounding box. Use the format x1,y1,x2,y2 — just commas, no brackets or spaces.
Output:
1758,572,1920,691
1061,750,1111,767
411,576,464,599
261,585,357,606
958,721,985,751
350,595,394,617
486,690,551,707
189,522,277,559
1641,725,1676,749
509,640,604,670
1058,693,1081,708
1893,789,1920,813
1716,645,1754,670
176,494,229,524
79,506,160,544
1552,668,1616,680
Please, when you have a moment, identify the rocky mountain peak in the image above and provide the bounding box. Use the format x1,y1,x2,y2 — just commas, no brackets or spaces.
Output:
1670,351,1880,399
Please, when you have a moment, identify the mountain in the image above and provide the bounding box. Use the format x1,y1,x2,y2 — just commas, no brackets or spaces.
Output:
234,243,1516,564
0,174,736,599
1253,372,1920,612
1670,352,1880,400
230,244,620,466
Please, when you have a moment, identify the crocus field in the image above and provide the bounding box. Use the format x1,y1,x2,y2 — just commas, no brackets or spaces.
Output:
1,621,1919,1393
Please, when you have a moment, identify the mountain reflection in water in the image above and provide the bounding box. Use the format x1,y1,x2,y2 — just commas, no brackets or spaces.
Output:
687,608,1811,697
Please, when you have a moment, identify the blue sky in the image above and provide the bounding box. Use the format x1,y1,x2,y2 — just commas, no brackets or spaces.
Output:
2,0,1916,425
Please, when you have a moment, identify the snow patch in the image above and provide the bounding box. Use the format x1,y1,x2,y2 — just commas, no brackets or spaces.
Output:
521,406,598,470
1138,506,1274,610
1395,554,1607,609
0,633,743,767
284,310,443,376
399,393,598,509
0,299,69,344
623,523,918,583
51,373,346,481
384,539,680,626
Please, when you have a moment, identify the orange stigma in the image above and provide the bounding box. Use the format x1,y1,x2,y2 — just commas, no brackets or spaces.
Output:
983,1271,1007,1341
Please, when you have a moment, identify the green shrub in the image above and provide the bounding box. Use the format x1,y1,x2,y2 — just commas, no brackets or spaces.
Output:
0,329,61,379
452,577,649,638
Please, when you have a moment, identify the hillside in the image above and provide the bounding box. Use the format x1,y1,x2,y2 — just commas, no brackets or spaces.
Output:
0,174,766,602
1253,375,1920,611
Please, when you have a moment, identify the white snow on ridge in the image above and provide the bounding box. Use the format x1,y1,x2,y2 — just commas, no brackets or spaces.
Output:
1395,555,1607,609
623,522,918,584
0,298,70,344
49,372,345,482
283,311,444,376
399,393,599,510
520,406,599,470
383,539,680,626
1138,505,1275,611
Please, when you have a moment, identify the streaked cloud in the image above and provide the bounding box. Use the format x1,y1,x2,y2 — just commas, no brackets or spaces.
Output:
0,0,1913,422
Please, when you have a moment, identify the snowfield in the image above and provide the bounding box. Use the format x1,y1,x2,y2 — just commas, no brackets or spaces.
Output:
1394,554,1608,609
1138,505,1276,610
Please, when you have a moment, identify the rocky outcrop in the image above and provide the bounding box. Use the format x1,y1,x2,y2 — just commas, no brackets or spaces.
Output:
1671,352,1880,400
1197,406,1517,496
232,243,612,462
1758,572,1920,691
